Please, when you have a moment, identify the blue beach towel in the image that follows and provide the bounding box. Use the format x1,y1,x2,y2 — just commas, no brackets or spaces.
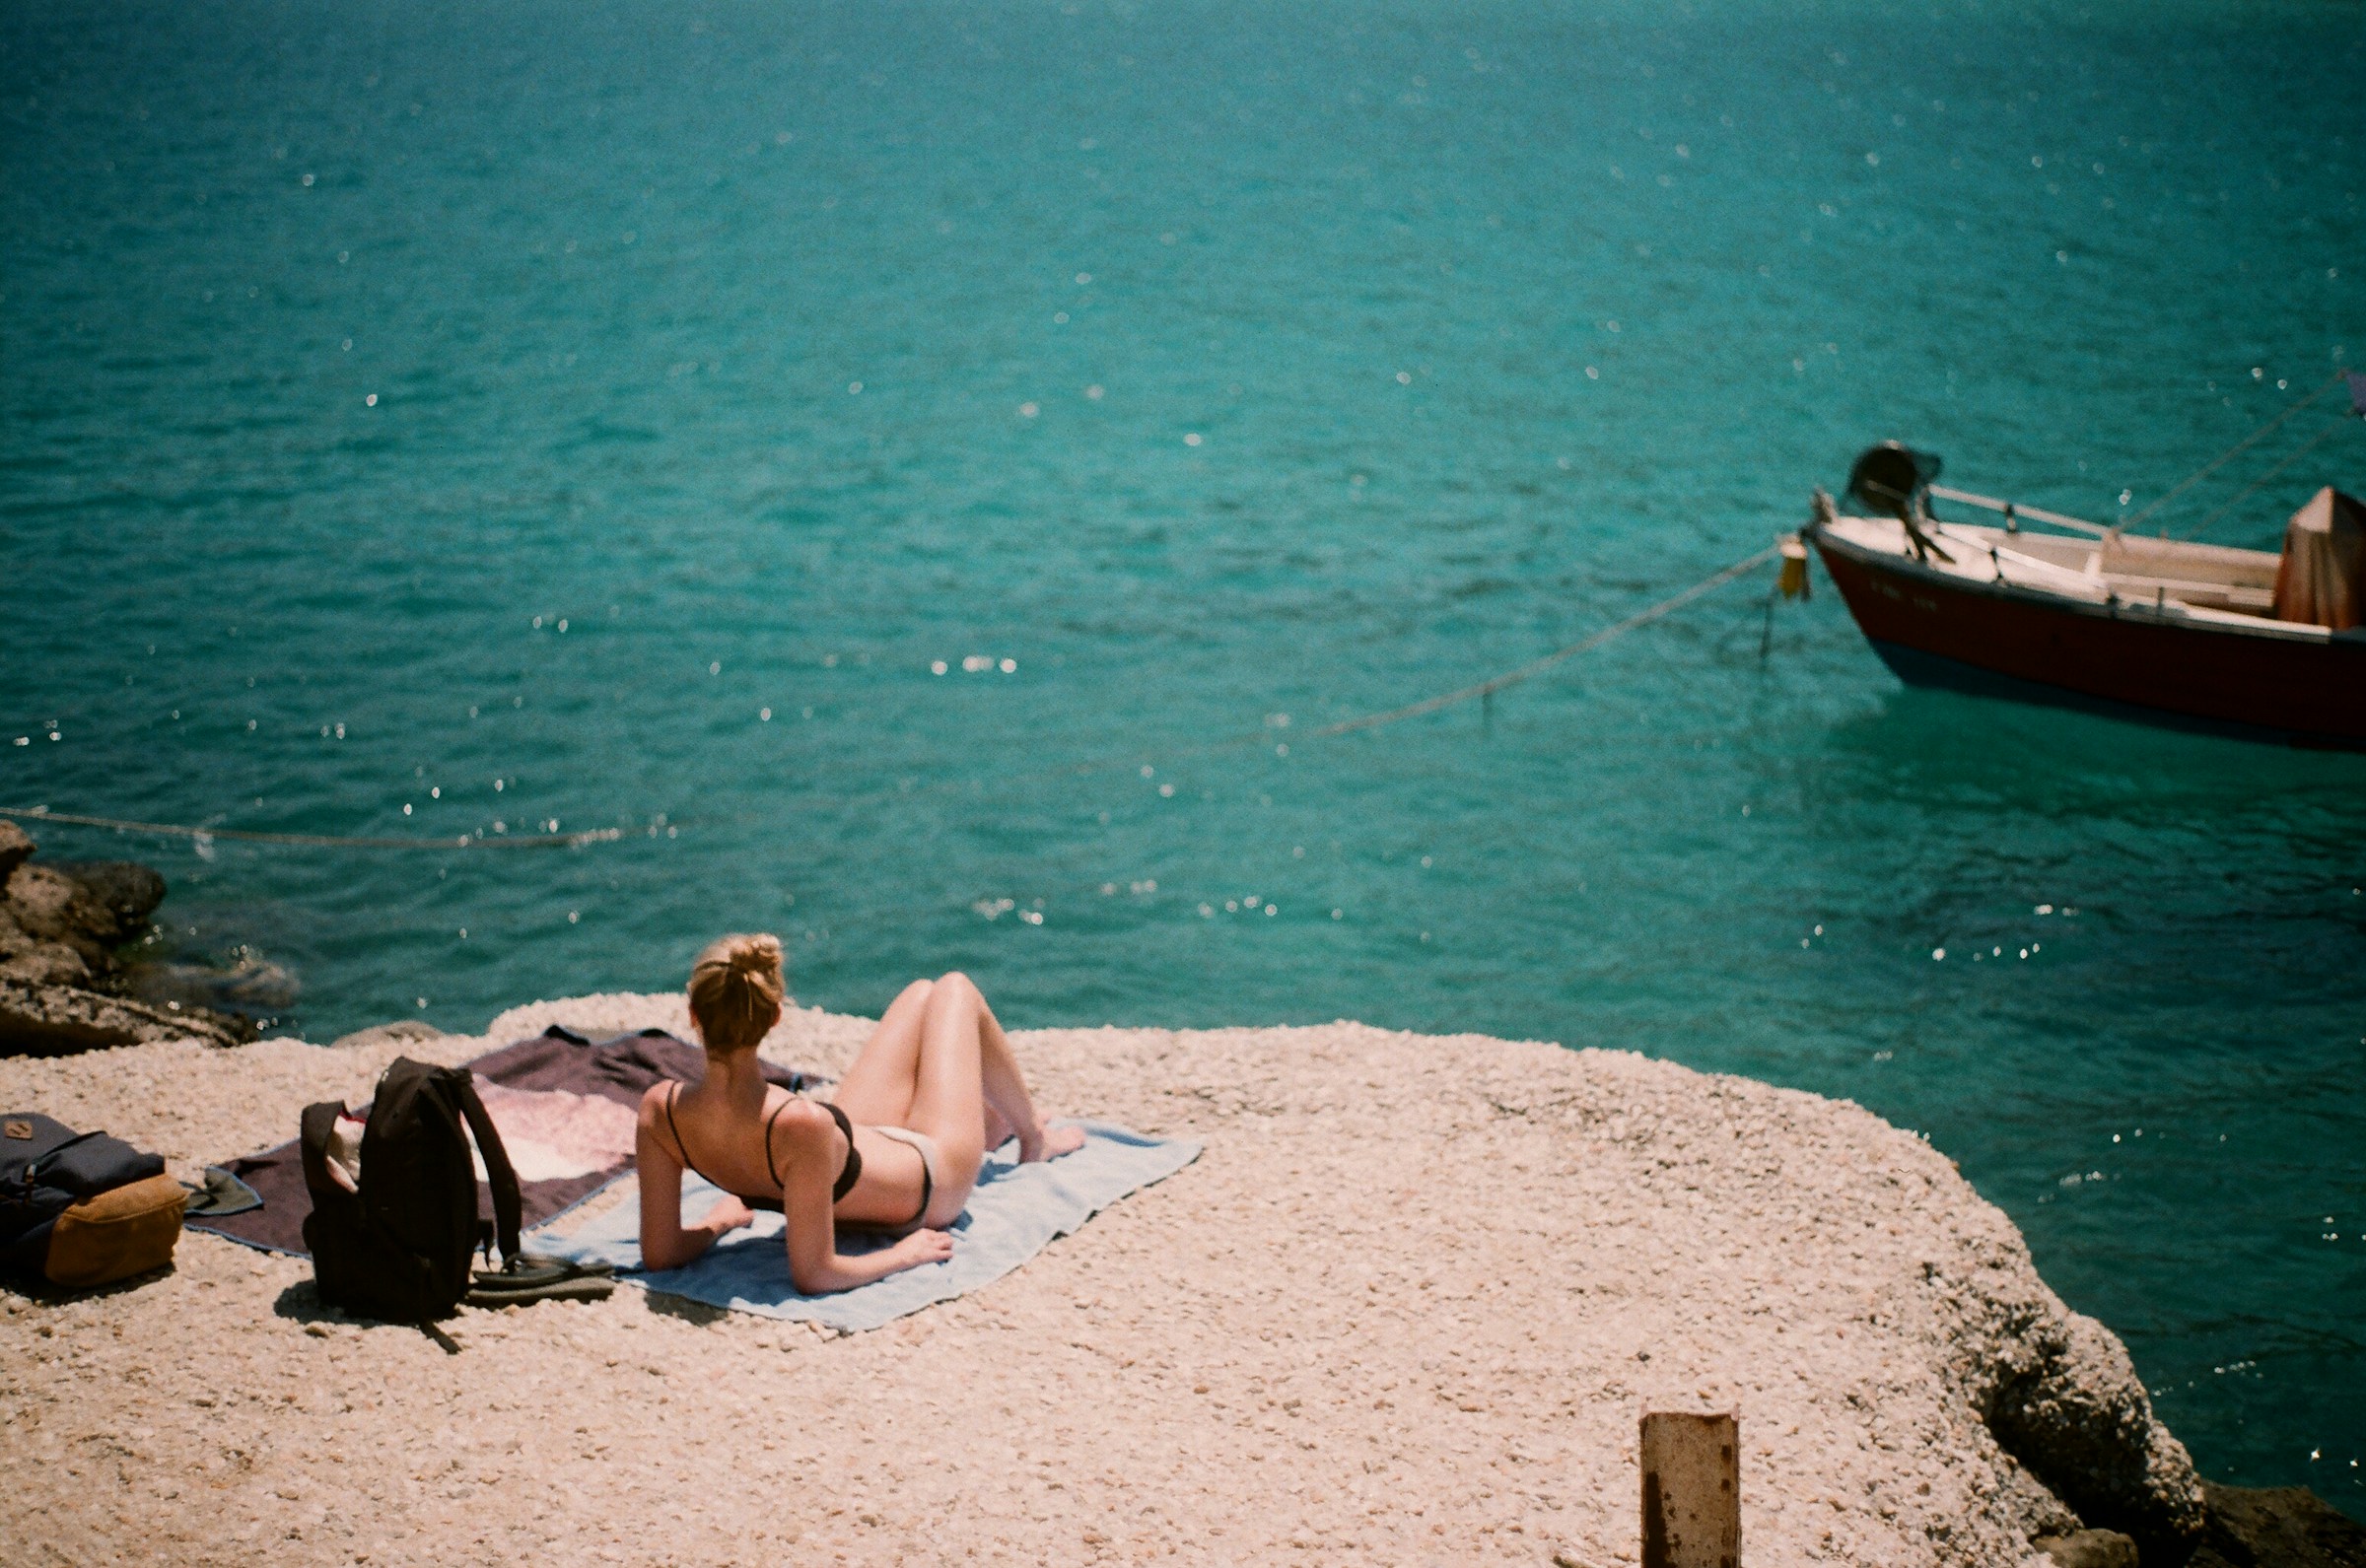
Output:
534,1123,1201,1333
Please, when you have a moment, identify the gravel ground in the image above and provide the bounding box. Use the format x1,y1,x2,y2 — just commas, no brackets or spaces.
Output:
1,993,2200,1566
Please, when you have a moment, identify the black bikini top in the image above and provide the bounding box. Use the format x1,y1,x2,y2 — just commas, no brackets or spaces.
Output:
662,1082,859,1211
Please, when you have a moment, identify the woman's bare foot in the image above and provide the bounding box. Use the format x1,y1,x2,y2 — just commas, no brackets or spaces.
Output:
1017,1119,1087,1162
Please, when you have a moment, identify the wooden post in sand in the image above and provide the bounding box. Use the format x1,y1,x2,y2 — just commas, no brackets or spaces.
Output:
1639,1410,1739,1568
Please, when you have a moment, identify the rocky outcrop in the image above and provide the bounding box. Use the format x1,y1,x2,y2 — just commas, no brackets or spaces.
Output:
0,978,249,1054
0,821,35,882
2192,1481,2366,1568
49,859,168,945
2038,1531,2141,1568
0,823,254,1055
325,1019,449,1053
1984,1310,2208,1556
1912,1218,2206,1559
123,954,299,1015
6,997,2355,1562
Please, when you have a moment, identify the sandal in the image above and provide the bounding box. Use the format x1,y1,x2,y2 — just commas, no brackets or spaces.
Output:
466,1251,614,1307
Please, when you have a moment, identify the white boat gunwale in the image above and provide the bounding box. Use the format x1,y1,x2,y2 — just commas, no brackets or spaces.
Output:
1809,512,2356,648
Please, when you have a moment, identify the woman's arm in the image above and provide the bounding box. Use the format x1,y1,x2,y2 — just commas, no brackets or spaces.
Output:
635,1087,754,1271
773,1101,955,1293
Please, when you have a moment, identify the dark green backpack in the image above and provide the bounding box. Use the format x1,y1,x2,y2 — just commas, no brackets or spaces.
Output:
299,1057,521,1326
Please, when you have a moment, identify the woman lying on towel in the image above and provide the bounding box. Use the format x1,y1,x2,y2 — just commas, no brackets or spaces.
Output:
636,933,1085,1291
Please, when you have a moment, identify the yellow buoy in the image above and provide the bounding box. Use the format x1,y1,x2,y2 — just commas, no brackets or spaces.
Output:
1777,533,1810,600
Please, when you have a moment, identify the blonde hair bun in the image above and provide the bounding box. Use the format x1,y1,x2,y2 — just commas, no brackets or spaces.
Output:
687,932,786,1053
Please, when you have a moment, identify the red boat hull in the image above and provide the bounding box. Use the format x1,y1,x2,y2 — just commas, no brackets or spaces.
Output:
1810,529,2366,747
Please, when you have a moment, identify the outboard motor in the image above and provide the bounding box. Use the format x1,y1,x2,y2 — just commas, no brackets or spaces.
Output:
1845,442,1952,564
1846,442,1941,512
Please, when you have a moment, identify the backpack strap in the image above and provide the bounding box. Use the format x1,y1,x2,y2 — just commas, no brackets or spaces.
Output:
447,1071,522,1263
297,1102,347,1197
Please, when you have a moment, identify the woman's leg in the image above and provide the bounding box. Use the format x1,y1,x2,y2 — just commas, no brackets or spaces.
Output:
967,981,1084,1162
835,978,1019,1151
828,979,936,1127
905,974,1082,1172
899,977,992,1218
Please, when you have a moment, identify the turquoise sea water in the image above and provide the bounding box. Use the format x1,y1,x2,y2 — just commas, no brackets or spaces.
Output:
5,0,2362,1510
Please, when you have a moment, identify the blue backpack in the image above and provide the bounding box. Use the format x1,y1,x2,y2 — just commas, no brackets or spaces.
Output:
1,1112,168,1275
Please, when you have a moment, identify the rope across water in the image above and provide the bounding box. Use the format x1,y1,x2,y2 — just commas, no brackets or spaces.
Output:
3,541,1783,852
2175,417,2355,541
1308,544,1780,739
0,806,622,851
2122,370,2347,533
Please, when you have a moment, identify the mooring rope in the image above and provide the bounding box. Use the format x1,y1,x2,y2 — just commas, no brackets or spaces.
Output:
3,540,1782,852
1307,543,1781,739
984,538,1784,795
2174,416,2355,541
0,805,622,852
2122,371,2345,532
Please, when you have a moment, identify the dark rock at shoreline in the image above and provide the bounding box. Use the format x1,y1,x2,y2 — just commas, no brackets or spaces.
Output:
123,954,299,1014
2192,1481,2366,1568
50,860,168,945
325,1019,447,1052
2038,1531,2139,1568
3,861,123,970
0,822,34,882
0,978,252,1055
1978,1308,2206,1557
0,825,257,1055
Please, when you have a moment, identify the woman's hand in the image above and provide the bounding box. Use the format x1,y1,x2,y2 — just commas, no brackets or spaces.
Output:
787,1225,950,1295
704,1194,756,1238
891,1228,954,1270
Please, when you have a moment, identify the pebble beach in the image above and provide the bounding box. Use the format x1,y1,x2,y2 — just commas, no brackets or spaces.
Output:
1,993,2203,1566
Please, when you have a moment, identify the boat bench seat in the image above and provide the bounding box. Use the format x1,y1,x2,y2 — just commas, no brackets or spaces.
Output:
2103,577,2277,614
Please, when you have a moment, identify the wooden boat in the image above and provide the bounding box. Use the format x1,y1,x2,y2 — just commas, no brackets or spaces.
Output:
1803,441,2366,747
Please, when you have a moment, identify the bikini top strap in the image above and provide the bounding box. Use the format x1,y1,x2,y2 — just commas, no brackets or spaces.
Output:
763,1096,797,1190
661,1080,702,1180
